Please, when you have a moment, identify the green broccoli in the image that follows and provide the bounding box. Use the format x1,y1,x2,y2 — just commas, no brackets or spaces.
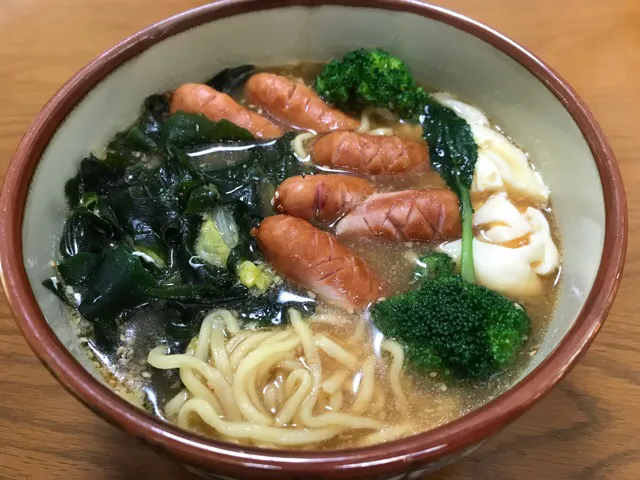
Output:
373,255,530,380
412,252,454,283
314,48,429,119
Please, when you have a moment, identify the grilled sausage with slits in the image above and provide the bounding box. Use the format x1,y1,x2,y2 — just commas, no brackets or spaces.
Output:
274,174,375,223
312,131,429,175
255,215,384,309
244,73,360,133
336,189,461,242
171,83,283,139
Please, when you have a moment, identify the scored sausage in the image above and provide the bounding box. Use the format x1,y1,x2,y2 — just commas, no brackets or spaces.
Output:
256,215,384,309
335,189,461,242
274,174,375,223
244,73,360,133
312,132,429,175
171,83,283,139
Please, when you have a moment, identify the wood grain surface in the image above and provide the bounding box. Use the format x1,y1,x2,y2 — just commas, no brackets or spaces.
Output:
0,1,638,478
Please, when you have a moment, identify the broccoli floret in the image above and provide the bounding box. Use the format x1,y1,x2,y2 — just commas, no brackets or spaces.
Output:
373,256,530,380
413,252,454,282
314,48,429,119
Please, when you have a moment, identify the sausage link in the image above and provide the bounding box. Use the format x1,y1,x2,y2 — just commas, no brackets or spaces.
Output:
274,174,375,223
312,132,429,175
256,215,384,309
244,73,360,133
171,83,283,139
335,189,461,242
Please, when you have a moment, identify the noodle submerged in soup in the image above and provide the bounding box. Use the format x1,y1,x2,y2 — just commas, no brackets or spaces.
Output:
148,309,441,447
45,52,560,449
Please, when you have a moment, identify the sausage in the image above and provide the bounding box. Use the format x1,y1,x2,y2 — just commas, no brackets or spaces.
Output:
256,215,384,309
170,83,283,139
274,174,375,223
244,73,360,133
335,189,461,242
312,132,429,175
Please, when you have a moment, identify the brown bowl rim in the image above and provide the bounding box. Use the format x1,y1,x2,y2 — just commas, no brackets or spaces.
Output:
0,0,627,476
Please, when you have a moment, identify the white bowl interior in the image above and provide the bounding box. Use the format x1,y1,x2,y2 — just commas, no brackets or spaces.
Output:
23,6,604,384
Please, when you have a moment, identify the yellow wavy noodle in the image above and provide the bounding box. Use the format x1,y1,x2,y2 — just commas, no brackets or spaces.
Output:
148,309,417,448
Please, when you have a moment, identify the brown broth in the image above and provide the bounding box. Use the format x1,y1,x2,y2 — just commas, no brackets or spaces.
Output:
75,62,561,451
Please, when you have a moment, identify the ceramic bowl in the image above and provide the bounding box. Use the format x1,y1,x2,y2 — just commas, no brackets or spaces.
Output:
0,1,627,479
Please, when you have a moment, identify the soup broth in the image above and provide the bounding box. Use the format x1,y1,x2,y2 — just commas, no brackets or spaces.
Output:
47,58,561,450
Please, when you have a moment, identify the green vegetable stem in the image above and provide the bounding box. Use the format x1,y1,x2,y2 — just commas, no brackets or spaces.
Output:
421,100,478,283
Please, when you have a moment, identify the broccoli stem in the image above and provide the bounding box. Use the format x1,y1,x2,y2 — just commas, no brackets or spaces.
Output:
457,178,476,283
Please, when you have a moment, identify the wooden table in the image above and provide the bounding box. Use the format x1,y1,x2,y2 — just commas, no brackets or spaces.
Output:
0,0,637,478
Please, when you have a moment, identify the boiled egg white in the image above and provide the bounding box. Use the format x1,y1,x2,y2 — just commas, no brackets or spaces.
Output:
430,92,490,127
432,93,550,205
439,239,545,298
471,125,549,204
473,192,531,243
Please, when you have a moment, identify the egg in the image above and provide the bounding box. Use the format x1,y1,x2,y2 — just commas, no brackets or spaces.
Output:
432,94,559,296
431,92,490,126
472,151,504,193
524,207,559,275
471,124,549,204
439,239,544,298
472,192,559,275
433,92,550,205
473,192,531,243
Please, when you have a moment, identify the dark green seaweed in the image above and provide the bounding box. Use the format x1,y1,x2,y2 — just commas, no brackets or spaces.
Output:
46,92,314,352
205,64,256,94
163,112,253,148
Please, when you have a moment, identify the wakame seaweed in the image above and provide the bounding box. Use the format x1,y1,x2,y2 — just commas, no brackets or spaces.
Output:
205,64,256,94
46,89,314,352
162,112,254,148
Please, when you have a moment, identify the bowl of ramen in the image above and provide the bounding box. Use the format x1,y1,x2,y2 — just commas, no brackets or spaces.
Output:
0,1,627,479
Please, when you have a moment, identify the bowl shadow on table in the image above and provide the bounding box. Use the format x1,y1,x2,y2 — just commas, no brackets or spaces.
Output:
97,424,195,479
434,355,637,480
